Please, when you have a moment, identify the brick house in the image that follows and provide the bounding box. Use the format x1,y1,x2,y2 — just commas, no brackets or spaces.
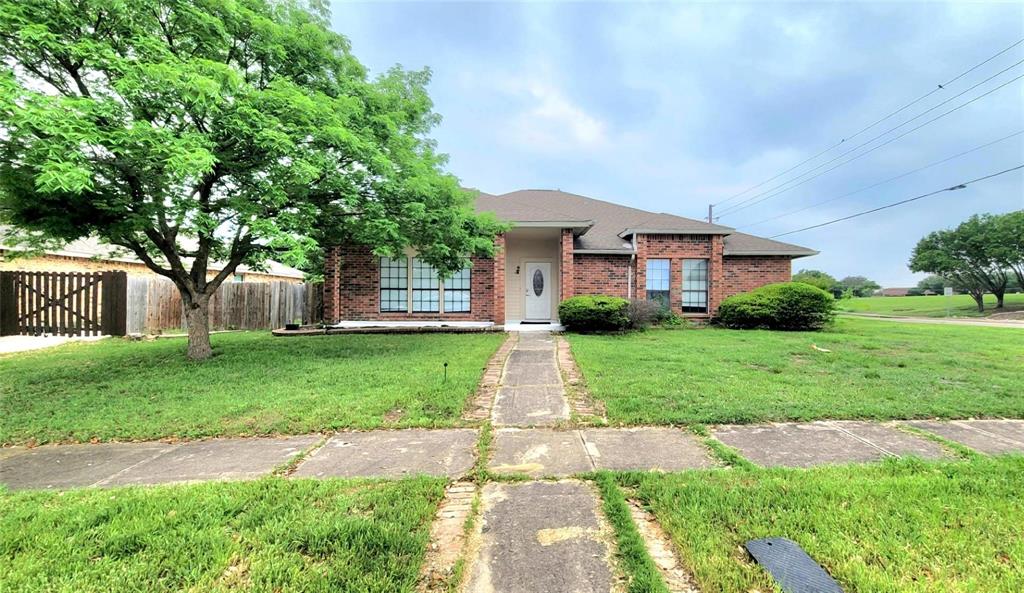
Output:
322,189,816,327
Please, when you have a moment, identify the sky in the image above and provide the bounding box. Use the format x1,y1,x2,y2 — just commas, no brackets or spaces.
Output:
330,1,1024,286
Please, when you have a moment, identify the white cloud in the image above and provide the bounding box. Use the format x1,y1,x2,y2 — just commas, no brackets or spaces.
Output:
511,81,609,151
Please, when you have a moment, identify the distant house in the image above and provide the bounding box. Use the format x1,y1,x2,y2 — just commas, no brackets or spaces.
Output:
0,231,304,283
878,287,911,297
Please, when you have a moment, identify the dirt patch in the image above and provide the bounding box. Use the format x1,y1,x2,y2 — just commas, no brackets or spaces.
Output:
627,500,701,592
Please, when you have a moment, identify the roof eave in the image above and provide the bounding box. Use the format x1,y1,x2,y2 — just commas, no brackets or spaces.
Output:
724,250,820,258
507,220,595,236
574,248,635,255
618,226,734,238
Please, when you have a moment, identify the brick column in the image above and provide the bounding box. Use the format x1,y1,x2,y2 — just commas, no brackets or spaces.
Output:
560,229,574,302
322,245,342,323
709,234,725,315
493,233,506,325
634,235,647,301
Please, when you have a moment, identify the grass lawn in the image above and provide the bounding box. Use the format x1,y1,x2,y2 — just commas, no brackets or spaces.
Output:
0,331,505,445
0,476,444,593
617,457,1024,593
567,317,1024,425
837,293,1024,318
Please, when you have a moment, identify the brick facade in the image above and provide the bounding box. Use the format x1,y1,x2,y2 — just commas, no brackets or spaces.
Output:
722,256,792,297
572,254,631,298
322,234,795,323
322,244,498,322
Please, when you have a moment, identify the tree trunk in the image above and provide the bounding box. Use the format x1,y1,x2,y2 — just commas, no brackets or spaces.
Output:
184,299,213,360
971,291,985,313
995,291,1005,309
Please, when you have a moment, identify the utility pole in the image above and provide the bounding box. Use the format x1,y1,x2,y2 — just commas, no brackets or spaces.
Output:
707,204,713,223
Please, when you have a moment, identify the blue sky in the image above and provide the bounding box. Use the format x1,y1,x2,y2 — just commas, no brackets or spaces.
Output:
331,1,1024,286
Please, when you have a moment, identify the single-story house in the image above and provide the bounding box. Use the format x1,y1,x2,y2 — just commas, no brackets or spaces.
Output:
877,287,912,297
322,189,817,326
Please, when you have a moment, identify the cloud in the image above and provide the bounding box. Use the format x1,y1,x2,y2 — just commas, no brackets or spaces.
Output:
500,79,609,154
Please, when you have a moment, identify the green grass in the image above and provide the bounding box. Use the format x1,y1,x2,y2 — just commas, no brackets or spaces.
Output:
617,457,1024,593
566,317,1024,425
0,476,445,593
592,472,670,593
0,331,505,445
837,293,1024,318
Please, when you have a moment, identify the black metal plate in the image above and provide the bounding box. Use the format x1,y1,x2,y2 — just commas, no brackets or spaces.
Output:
745,537,844,593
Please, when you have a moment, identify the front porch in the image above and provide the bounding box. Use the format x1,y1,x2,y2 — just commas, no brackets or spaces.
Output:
502,226,578,324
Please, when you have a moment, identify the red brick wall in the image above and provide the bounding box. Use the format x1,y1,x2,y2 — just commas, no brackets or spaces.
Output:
573,254,631,298
722,256,792,298
560,229,575,301
636,234,721,315
322,244,498,322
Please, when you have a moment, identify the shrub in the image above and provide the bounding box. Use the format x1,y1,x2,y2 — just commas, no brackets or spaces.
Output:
625,299,667,329
559,295,629,332
716,282,836,330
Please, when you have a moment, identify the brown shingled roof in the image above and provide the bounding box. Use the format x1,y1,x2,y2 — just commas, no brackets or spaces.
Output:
473,189,816,257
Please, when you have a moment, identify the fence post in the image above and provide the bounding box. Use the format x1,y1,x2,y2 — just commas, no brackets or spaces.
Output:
0,272,15,336
101,271,128,336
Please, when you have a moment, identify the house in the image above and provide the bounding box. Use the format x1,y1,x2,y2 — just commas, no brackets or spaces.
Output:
0,231,304,283
321,189,817,327
877,288,912,297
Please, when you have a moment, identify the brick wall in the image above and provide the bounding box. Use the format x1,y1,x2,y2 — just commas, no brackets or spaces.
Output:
322,244,498,322
722,256,792,298
560,229,574,301
636,234,721,315
573,254,631,298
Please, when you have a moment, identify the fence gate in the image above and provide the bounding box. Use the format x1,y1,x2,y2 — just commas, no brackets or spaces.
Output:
0,271,127,337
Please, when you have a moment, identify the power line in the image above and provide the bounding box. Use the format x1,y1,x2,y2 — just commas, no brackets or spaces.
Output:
738,129,1024,229
717,68,1024,217
769,164,1024,239
712,37,1024,208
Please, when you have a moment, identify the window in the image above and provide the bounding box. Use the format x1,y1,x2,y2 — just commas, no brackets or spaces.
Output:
380,256,408,312
645,259,671,308
411,258,440,312
682,259,708,313
444,266,471,312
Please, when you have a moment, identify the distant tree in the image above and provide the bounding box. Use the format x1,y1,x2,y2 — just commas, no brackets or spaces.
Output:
909,214,1010,312
916,274,948,294
792,269,838,294
0,0,503,360
989,211,1024,293
837,275,881,298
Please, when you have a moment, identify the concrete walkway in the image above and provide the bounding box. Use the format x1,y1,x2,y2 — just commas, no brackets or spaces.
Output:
491,332,570,426
843,313,1024,328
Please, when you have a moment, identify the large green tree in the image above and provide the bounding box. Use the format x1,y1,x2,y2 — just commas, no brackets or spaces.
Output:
909,214,1011,312
837,275,881,298
792,269,838,294
0,0,502,359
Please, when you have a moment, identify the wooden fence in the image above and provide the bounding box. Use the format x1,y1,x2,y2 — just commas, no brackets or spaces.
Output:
0,270,127,336
125,277,322,335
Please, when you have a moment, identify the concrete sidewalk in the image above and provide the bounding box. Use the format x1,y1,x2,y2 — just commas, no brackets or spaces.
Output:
842,313,1024,328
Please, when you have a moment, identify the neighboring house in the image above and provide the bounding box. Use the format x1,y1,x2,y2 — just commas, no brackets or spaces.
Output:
322,189,816,326
0,233,304,283
878,288,912,297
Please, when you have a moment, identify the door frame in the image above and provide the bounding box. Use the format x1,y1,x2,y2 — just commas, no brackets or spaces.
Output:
523,261,553,321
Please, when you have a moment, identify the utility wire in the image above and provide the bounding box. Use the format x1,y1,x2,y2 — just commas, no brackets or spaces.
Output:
739,129,1024,229
769,164,1024,238
712,37,1024,208
718,68,1024,217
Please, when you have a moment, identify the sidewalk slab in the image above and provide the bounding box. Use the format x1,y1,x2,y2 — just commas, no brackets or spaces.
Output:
961,420,1024,448
292,429,476,479
467,481,613,593
0,447,28,462
507,349,556,364
101,436,318,486
0,442,175,490
490,429,592,477
903,421,1024,455
830,421,949,459
492,386,570,426
514,333,557,350
581,427,716,471
712,422,885,467
501,362,562,387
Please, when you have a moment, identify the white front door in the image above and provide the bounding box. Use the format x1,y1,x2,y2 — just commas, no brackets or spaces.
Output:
524,262,552,320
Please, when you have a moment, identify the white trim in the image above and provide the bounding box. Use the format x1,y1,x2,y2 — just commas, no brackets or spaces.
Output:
617,227,733,238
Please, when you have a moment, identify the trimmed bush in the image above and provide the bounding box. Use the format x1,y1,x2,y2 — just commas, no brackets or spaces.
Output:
626,299,669,330
558,295,629,332
716,282,836,330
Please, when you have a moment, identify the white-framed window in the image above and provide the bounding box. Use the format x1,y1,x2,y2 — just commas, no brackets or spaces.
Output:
381,257,471,313
379,256,408,312
412,258,440,312
646,259,671,308
444,266,471,313
682,259,708,313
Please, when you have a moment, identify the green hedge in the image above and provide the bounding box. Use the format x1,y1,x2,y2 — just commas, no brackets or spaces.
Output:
716,282,836,330
558,295,630,332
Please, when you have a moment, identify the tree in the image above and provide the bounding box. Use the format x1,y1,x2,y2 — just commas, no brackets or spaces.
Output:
909,215,1010,312
837,275,881,298
989,210,1024,293
792,269,838,294
0,0,503,359
916,274,948,294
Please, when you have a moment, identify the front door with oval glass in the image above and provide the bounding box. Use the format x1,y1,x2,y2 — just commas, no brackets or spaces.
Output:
524,262,552,320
